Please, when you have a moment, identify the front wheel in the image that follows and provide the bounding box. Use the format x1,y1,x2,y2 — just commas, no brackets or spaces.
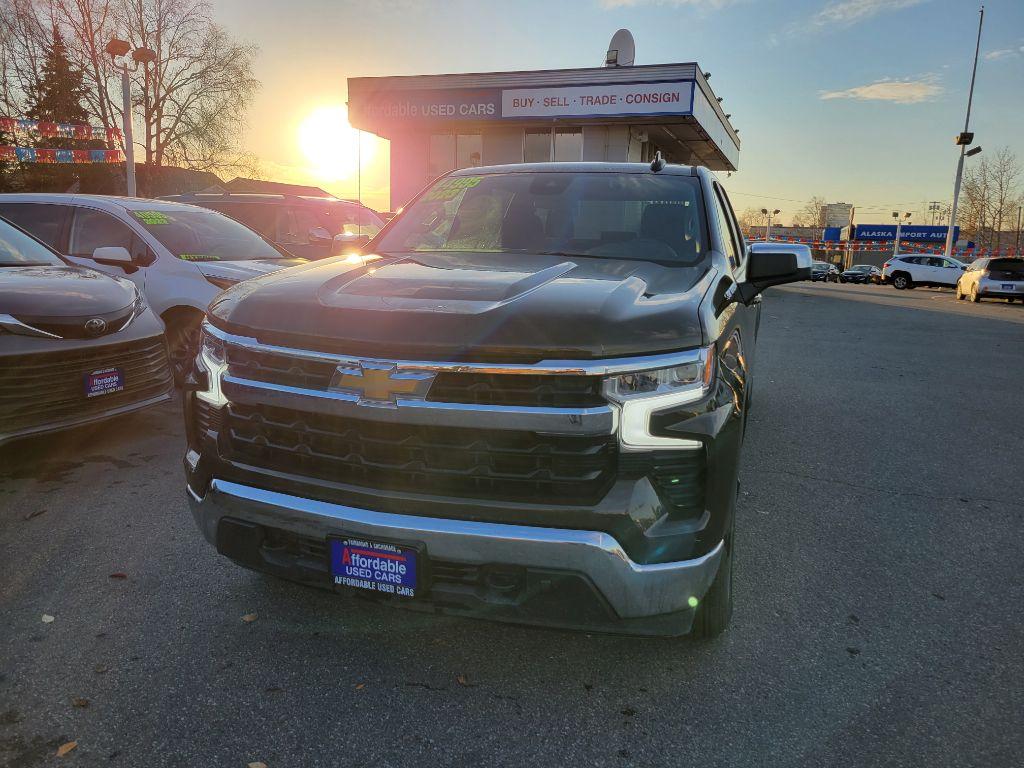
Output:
892,273,911,290
166,315,203,386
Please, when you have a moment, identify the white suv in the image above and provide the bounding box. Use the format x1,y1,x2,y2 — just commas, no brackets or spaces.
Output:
0,194,306,381
956,257,1024,302
882,254,966,290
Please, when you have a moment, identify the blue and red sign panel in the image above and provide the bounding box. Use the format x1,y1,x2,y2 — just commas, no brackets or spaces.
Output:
329,538,419,598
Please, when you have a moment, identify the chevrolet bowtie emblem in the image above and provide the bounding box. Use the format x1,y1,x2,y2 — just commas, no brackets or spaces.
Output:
329,361,436,407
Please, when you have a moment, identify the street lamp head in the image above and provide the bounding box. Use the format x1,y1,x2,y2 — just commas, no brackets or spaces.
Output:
105,38,131,58
761,208,768,215
892,211,899,219
773,209,780,215
965,146,983,157
132,47,157,65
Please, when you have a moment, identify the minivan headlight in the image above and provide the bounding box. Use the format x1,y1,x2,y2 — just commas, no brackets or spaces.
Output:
603,345,715,451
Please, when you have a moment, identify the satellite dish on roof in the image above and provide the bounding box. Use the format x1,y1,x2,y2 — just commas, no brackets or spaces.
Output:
605,29,635,67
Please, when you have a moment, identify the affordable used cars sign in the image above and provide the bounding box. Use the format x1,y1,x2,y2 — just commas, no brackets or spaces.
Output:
351,81,695,123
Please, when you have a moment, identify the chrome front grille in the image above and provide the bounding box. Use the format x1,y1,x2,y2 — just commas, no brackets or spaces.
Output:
225,345,604,409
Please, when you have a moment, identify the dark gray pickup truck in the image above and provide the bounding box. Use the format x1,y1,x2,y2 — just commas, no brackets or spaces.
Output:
183,161,810,638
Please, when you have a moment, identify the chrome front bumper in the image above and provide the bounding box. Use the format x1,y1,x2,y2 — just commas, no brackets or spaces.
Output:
188,479,724,620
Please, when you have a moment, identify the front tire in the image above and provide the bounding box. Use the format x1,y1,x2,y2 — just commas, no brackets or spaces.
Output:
166,315,203,386
691,532,734,640
892,273,911,290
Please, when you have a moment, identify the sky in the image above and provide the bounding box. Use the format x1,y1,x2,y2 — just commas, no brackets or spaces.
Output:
213,0,1024,223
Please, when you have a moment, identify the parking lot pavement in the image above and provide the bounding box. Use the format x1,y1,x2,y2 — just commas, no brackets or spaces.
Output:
2,284,1022,768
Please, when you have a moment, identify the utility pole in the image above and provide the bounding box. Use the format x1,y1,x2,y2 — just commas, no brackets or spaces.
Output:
943,5,985,260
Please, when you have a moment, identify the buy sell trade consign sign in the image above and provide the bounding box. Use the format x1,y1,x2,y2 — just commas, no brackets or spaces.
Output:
350,80,695,123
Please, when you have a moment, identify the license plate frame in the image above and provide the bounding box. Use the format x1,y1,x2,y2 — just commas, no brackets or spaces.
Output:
328,536,425,599
84,367,124,398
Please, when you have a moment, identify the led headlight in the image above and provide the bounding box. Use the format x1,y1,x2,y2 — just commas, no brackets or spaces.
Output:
603,344,715,451
196,323,228,406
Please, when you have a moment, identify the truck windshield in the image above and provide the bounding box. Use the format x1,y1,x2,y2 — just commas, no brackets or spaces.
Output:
130,208,289,262
376,171,709,266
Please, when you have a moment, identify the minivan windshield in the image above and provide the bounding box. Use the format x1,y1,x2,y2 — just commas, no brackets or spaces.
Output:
130,208,289,262
376,172,709,266
0,218,64,267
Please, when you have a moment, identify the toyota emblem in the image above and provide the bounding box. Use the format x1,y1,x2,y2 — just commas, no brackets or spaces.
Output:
84,317,107,336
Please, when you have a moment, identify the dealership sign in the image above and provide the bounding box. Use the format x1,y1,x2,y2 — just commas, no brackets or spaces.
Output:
352,80,695,123
502,81,694,118
852,224,960,242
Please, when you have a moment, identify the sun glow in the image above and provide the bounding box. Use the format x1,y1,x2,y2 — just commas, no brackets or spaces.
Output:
298,105,375,182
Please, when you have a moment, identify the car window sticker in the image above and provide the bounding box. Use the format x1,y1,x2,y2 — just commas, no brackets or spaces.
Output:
133,210,172,225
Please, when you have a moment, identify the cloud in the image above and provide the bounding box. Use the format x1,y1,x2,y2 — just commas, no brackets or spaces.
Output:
809,0,928,28
984,47,1023,60
820,76,942,104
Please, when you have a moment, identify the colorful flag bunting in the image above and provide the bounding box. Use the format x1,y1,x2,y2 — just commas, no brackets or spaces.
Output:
0,144,122,164
0,116,121,142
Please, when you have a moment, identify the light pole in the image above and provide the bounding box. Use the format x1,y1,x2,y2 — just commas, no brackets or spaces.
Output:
893,211,911,258
1016,204,1022,254
761,208,780,241
943,5,985,260
105,39,156,197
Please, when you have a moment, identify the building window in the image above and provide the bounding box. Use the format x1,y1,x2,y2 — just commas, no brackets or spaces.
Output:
456,134,482,168
524,130,551,163
428,134,456,178
553,128,583,162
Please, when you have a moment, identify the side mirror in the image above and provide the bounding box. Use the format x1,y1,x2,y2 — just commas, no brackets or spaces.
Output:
331,232,371,256
735,243,812,304
308,226,332,246
92,246,132,265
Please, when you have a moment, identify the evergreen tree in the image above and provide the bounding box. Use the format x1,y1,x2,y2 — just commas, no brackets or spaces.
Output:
25,28,88,124
22,28,115,192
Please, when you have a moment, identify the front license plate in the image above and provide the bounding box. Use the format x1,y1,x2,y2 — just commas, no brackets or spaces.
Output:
1001,284,1016,291
329,538,420,598
84,367,124,398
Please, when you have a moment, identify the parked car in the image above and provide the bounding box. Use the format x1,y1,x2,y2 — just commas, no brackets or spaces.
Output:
183,161,812,639
0,195,306,383
881,254,965,290
811,261,830,281
956,257,1024,302
160,192,386,260
839,264,881,284
0,215,172,446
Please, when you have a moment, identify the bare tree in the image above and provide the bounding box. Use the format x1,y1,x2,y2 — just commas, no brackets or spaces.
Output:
116,0,259,172
791,196,826,228
960,147,1022,249
737,207,766,231
0,0,54,114
55,0,119,136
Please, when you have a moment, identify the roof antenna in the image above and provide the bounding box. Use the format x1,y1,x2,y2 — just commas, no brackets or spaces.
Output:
650,150,665,172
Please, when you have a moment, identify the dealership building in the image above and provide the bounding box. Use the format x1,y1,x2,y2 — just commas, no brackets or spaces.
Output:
347,56,740,209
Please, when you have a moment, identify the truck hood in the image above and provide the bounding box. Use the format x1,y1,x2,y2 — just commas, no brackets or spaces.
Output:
208,252,712,361
0,265,135,316
193,258,306,283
